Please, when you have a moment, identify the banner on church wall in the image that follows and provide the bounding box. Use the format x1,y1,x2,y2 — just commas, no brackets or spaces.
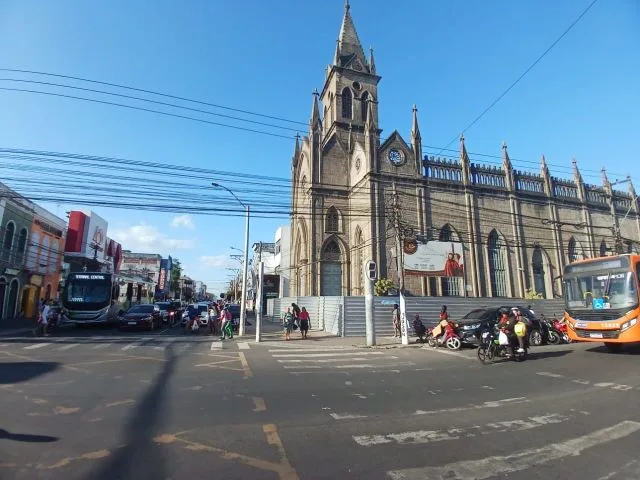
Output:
402,239,464,277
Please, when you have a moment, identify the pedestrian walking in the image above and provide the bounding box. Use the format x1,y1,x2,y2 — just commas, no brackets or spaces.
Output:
298,307,310,339
392,304,400,337
283,307,294,341
35,300,50,337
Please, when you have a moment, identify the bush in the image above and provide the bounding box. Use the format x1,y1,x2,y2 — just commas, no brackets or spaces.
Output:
375,278,395,296
524,288,544,300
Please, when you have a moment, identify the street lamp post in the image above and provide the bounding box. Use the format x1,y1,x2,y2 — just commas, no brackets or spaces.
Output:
212,182,250,336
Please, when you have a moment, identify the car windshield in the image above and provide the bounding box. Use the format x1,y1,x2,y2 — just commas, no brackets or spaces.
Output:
565,270,638,311
461,309,491,320
197,305,208,313
128,305,154,314
156,303,169,311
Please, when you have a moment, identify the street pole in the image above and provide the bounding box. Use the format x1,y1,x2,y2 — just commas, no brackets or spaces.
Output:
392,182,409,346
256,261,264,342
239,205,250,336
364,260,376,347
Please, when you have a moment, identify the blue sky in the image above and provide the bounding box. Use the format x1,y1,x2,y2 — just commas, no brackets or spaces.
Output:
0,0,638,293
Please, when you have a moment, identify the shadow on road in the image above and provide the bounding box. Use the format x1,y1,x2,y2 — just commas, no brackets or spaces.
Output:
0,361,60,384
586,344,640,355
0,428,58,443
86,346,177,480
527,349,573,360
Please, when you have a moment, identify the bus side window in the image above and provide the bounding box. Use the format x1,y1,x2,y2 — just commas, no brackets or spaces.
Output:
637,263,640,291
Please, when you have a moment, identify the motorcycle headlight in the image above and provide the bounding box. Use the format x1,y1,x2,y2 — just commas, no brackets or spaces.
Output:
620,318,637,332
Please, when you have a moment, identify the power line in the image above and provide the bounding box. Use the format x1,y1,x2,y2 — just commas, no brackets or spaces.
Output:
0,68,308,126
435,0,600,154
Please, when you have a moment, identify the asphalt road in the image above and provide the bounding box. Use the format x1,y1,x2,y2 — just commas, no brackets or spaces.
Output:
2,325,640,479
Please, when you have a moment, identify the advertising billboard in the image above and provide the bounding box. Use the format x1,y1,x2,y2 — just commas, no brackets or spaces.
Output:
402,239,464,277
64,211,109,264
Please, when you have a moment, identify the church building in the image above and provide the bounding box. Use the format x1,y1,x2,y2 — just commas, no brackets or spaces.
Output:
289,1,640,299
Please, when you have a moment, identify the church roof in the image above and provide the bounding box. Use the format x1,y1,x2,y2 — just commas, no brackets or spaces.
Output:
334,1,369,73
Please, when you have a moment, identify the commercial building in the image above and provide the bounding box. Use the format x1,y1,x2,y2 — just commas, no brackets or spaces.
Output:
289,2,640,299
274,225,291,298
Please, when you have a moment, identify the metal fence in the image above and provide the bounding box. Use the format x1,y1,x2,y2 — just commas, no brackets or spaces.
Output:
267,296,566,337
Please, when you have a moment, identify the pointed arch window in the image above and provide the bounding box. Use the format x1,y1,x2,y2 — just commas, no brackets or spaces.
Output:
17,228,28,254
532,246,547,298
341,88,353,120
568,237,577,263
439,224,453,242
360,91,369,122
488,230,508,297
439,224,460,296
326,207,340,233
321,240,342,296
3,222,15,251
354,228,364,295
599,239,608,257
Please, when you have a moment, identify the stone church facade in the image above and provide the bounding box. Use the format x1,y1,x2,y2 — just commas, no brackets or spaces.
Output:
289,1,640,299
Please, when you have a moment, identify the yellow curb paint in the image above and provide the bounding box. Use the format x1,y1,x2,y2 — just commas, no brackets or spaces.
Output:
239,352,253,379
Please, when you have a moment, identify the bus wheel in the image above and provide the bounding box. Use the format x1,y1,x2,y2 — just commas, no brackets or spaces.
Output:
604,342,623,353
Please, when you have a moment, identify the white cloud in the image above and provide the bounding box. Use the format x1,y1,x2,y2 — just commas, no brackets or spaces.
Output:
200,255,232,269
170,214,195,230
110,224,194,253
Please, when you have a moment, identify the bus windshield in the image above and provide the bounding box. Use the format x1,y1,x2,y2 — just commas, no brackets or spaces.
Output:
63,274,111,309
565,270,638,311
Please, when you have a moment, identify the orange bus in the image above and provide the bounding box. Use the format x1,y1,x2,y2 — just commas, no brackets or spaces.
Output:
564,254,640,352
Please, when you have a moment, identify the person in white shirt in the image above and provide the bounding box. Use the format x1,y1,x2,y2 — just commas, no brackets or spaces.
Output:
37,301,50,336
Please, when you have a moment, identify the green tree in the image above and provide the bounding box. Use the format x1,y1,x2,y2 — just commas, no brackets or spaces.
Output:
524,288,544,300
170,259,182,293
375,278,395,296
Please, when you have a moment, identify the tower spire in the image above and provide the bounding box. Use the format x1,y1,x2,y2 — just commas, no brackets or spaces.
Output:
333,0,368,71
369,47,376,75
501,141,512,171
310,89,321,127
572,158,583,184
411,104,421,140
459,133,470,164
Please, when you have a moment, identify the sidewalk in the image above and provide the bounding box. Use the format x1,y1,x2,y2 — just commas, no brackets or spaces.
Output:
0,317,35,337
244,316,423,349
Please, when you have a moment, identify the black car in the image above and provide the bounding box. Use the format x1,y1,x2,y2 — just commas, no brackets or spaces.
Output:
119,304,162,331
456,306,546,346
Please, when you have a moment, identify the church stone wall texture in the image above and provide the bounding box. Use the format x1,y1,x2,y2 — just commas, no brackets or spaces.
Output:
289,2,640,299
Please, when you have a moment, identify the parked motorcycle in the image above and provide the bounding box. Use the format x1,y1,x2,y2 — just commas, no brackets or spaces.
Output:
553,317,570,344
540,314,561,344
426,323,462,350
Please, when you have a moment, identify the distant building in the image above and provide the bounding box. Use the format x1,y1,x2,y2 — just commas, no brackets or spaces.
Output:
275,225,291,297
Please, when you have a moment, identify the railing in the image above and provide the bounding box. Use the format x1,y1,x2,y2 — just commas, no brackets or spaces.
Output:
515,173,545,194
553,182,579,199
585,185,608,205
471,164,506,188
424,157,462,183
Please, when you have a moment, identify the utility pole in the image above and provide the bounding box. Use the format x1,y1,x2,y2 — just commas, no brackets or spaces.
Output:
391,182,409,346
605,176,631,254
256,261,264,342
364,260,377,347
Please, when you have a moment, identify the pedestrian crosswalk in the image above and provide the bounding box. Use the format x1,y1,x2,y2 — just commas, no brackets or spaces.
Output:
0,336,215,355
265,346,415,375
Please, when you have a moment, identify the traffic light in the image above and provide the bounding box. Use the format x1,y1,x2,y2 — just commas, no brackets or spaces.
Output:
366,260,377,281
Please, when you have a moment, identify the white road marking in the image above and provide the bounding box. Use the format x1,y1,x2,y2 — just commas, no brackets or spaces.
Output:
210,341,222,350
371,369,401,374
121,342,143,351
414,397,528,416
335,362,414,369
330,413,367,420
58,343,80,351
283,365,323,369
277,357,397,363
272,351,384,358
355,413,574,447
267,347,355,353
594,382,615,387
92,343,111,349
387,420,640,480
288,371,350,375
345,381,353,386
537,371,565,378
421,347,475,360
598,459,640,480
238,342,250,350
24,343,51,350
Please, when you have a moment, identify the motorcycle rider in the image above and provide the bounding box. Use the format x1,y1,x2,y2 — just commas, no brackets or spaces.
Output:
504,308,527,354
